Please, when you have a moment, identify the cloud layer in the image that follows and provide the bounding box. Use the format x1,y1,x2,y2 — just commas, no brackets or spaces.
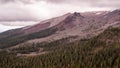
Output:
0,0,119,26
46,0,120,8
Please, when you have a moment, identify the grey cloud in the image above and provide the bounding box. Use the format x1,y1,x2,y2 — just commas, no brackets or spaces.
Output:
0,7,39,21
0,0,119,26
46,0,120,9
46,0,99,3
87,0,120,8
0,0,36,4
0,0,43,21
0,0,17,4
1,0,119,8
45,0,68,3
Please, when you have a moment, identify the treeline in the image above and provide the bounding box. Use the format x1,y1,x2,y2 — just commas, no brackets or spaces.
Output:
10,36,77,54
0,27,120,68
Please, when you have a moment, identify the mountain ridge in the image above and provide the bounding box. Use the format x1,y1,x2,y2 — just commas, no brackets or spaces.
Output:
0,9,120,49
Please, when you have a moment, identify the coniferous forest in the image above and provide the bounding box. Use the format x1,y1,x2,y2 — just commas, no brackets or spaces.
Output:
0,27,120,68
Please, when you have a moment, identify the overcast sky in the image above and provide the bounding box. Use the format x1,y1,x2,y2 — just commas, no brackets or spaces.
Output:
0,0,119,26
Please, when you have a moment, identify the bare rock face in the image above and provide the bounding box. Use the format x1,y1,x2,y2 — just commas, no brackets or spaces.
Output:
55,12,85,31
22,13,71,34
23,22,51,34
73,12,84,18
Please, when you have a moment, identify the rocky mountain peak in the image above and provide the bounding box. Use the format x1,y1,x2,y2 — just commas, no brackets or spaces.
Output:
73,12,81,16
71,12,84,18
64,12,84,21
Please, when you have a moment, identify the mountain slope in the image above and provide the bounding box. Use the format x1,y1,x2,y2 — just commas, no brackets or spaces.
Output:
0,27,120,68
0,9,120,49
0,9,120,68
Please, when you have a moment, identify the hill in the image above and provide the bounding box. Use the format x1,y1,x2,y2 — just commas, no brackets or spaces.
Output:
0,27,120,68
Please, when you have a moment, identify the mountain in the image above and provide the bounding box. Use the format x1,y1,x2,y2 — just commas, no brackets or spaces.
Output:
0,13,71,38
0,9,120,49
0,9,120,68
0,25,120,68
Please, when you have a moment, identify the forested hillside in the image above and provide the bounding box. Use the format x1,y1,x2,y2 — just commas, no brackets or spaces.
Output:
0,27,57,49
0,27,120,68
